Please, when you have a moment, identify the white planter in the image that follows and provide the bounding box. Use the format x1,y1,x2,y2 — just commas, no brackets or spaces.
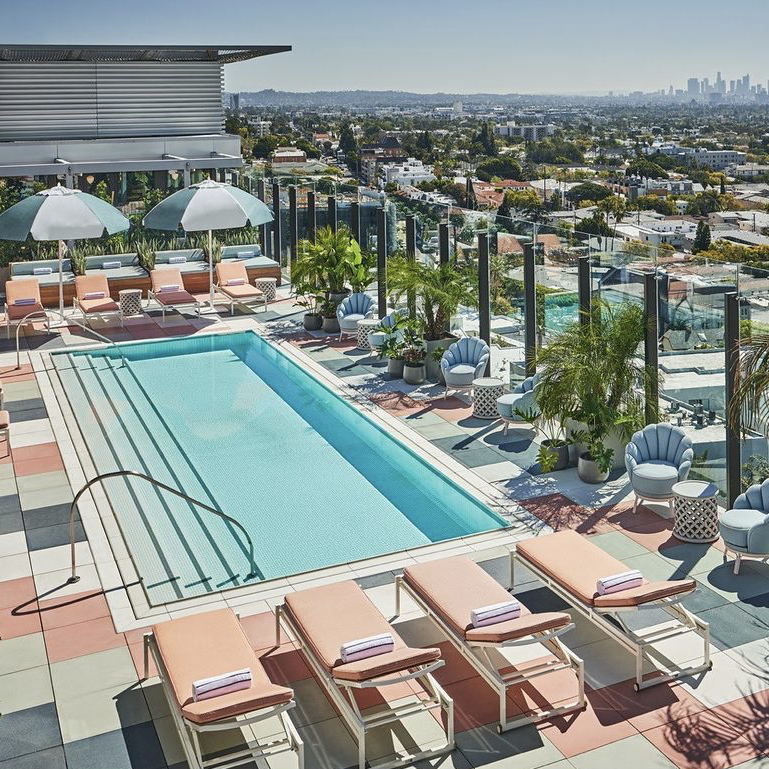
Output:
578,453,610,484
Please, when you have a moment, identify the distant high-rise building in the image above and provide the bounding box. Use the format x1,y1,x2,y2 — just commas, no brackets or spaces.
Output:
729,79,736,93
687,77,700,96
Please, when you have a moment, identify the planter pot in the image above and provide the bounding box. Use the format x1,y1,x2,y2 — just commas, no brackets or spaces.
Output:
425,336,455,382
303,313,323,331
577,453,610,484
322,316,340,334
541,439,570,472
403,363,426,385
566,420,627,470
387,358,405,378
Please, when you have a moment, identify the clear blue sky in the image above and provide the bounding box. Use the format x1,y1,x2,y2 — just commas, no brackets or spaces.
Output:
1,0,768,95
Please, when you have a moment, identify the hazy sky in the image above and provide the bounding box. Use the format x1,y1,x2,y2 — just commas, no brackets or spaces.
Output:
2,0,768,95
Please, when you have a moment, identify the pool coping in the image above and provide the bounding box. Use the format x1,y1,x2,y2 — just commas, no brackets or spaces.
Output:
35,316,544,632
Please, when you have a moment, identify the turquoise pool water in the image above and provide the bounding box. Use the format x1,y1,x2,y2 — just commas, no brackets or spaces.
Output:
53,332,505,605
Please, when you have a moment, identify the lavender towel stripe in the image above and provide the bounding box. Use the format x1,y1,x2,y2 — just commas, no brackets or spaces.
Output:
340,633,394,663
597,570,644,596
195,680,251,701
471,600,520,626
192,668,251,701
473,610,522,628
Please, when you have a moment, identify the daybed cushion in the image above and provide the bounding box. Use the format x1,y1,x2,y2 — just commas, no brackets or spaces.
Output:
11,261,75,285
155,290,197,306
7,303,45,321
631,461,679,498
284,580,440,683
219,283,263,299
152,608,293,725
516,530,695,607
403,556,570,644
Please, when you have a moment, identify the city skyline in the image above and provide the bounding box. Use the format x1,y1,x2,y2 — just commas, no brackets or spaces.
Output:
1,0,769,95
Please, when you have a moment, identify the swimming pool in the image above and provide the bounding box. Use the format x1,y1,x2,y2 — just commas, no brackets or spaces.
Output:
53,331,506,605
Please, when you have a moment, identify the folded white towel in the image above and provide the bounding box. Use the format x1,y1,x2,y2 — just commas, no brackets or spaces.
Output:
103,261,121,269
471,600,521,628
192,668,251,702
32,267,53,275
226,278,246,286
236,250,253,258
596,570,643,595
83,291,106,300
159,284,180,293
168,256,187,264
13,297,36,306
340,633,394,663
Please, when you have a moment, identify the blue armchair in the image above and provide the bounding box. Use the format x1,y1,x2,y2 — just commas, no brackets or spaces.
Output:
496,373,540,435
719,479,769,574
625,423,693,514
336,292,375,340
440,337,490,399
368,308,406,350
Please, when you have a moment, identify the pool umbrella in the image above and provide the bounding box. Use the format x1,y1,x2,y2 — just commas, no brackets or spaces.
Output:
143,179,273,309
0,184,130,319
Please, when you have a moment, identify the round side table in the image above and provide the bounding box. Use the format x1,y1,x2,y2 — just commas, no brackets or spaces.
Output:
356,318,380,351
254,277,277,302
472,377,505,420
672,480,719,543
118,288,143,317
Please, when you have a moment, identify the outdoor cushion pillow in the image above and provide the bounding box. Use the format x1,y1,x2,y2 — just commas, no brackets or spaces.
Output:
83,291,106,300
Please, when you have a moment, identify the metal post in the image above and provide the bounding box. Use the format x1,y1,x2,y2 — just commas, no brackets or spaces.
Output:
724,291,741,507
478,232,491,375
257,178,269,257
643,270,659,425
377,207,387,317
405,215,417,318
307,189,316,244
523,244,537,377
272,181,282,265
328,195,338,233
350,200,361,245
577,255,591,325
439,223,449,266
288,185,298,266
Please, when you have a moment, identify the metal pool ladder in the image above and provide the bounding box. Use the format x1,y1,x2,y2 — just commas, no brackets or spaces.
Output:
67,470,257,585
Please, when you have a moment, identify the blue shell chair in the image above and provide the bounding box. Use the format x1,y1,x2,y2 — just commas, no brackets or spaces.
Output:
440,337,490,399
336,292,375,340
496,373,540,435
625,424,693,515
719,479,769,574
368,308,407,350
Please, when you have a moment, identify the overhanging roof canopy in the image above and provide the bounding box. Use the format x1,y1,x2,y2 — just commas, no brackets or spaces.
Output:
0,44,291,64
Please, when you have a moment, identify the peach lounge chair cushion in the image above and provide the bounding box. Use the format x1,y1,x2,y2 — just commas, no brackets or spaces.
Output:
219,283,264,299
7,302,45,320
515,530,695,608
78,297,120,313
76,275,113,304
151,608,293,725
403,556,570,644
6,279,43,319
284,580,440,683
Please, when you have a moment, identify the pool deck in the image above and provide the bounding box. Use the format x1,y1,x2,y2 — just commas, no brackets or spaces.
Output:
1,286,768,769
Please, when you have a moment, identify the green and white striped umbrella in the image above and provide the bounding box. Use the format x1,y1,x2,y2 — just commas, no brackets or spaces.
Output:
0,184,130,317
143,179,273,308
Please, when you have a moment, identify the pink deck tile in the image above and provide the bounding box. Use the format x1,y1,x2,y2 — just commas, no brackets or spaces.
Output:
240,610,290,650
257,646,311,687
430,641,481,687
439,675,516,732
44,614,125,663
0,364,36,383
537,686,636,758
12,442,64,477
128,640,157,679
0,601,42,639
368,391,424,415
424,397,475,422
504,655,584,715
518,493,614,534
38,590,111,631
710,692,769,763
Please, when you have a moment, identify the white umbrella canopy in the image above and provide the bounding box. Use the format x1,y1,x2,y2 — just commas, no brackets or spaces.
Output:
0,185,130,317
143,179,274,308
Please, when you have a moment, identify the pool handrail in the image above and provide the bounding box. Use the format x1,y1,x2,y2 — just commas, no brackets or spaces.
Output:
67,469,257,585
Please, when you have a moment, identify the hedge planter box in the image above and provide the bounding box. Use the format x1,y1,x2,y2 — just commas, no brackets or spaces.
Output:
303,314,323,331
403,363,426,385
387,358,405,378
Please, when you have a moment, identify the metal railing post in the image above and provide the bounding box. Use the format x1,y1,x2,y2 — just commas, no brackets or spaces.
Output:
288,184,298,266
523,243,537,377
307,189,316,244
577,255,591,325
257,178,269,257
272,181,282,265
405,215,417,318
350,200,361,245
478,231,491,375
327,195,337,233
643,270,660,425
438,223,449,266
377,206,387,317
725,292,741,507
68,470,257,584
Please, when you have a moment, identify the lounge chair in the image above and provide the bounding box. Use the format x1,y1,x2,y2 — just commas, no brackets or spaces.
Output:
73,275,123,326
4,278,49,338
719,477,769,574
148,268,202,320
441,337,490,399
276,580,454,769
496,373,540,435
337,292,375,341
514,530,711,691
396,555,585,733
214,262,267,314
144,608,304,769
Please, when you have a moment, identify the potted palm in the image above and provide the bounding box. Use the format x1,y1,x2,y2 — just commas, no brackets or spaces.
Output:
514,406,571,473
535,300,653,483
388,256,476,381
377,332,406,378
401,326,426,385
295,226,364,303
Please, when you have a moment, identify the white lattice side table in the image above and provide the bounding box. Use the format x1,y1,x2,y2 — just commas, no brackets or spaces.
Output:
672,480,720,543
254,277,277,302
356,318,380,350
472,377,504,420
118,288,143,317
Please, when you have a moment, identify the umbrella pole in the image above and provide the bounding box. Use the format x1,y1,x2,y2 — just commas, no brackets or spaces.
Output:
57,239,65,323
208,229,215,310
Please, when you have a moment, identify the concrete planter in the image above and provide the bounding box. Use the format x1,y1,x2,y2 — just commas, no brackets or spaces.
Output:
322,316,340,334
403,363,426,385
578,453,610,484
541,439,570,471
387,358,405,378
303,313,323,331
